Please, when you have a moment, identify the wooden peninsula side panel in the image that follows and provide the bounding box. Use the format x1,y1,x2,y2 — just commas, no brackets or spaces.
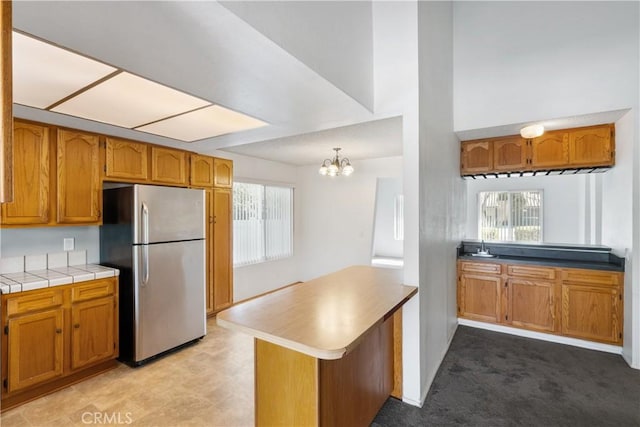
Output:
217,266,418,427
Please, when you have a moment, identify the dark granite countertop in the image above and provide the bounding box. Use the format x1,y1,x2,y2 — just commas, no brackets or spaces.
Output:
458,241,624,272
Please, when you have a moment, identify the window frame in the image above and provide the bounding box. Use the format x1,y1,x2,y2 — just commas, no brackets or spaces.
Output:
232,179,294,267
477,190,544,242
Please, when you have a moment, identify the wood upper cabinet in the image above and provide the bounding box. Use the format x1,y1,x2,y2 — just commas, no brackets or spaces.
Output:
57,130,101,224
460,141,493,174
71,296,115,370
150,146,187,185
493,136,527,171
191,154,215,188
7,308,64,393
213,188,233,312
529,131,569,169
213,157,233,188
568,125,614,167
1,121,50,225
104,138,148,181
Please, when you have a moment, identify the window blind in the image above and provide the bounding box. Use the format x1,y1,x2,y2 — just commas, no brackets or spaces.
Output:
233,182,293,266
478,190,542,242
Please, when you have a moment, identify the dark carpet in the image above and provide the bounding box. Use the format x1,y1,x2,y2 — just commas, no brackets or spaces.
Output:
372,326,640,427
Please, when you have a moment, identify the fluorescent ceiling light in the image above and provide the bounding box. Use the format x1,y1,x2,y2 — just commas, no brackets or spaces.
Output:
136,105,267,142
13,32,116,109
51,72,210,128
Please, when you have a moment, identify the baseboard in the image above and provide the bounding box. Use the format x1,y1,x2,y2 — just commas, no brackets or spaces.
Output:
458,318,622,355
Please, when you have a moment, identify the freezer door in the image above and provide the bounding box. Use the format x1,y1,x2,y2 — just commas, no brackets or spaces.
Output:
133,240,206,362
133,185,205,244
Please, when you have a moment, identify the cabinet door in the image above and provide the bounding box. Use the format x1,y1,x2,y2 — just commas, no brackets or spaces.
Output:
458,273,501,323
460,141,493,174
191,154,215,188
105,138,148,181
57,130,101,224
150,146,187,185
71,296,115,370
1,122,50,225
562,284,621,343
213,188,233,312
507,279,556,332
213,158,233,188
568,125,614,167
205,188,214,315
530,131,569,169
7,308,64,392
493,136,527,172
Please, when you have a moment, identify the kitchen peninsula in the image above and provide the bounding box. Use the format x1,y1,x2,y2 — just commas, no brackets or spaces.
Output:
217,266,417,427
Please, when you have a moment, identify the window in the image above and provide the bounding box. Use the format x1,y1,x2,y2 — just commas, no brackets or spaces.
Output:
233,181,293,266
478,190,542,242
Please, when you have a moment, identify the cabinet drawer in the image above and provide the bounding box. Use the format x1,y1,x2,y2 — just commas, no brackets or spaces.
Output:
561,269,621,286
6,289,63,317
71,279,115,303
459,261,501,275
507,265,556,280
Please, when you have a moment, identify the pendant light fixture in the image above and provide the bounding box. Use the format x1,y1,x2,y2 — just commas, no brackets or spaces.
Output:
318,148,354,177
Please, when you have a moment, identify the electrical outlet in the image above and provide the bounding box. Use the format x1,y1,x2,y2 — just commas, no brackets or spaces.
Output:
63,238,75,251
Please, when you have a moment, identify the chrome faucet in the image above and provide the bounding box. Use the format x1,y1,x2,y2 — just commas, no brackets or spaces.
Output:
478,240,489,255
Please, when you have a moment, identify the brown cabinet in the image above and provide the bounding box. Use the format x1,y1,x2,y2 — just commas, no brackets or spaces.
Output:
57,129,101,224
205,188,214,315
1,121,50,225
561,268,622,344
529,131,569,170
7,308,64,393
460,141,493,174
150,146,187,185
493,136,527,171
458,262,502,323
213,188,233,312
213,157,233,188
457,261,623,344
460,124,615,176
1,278,119,410
104,137,148,181
568,125,614,168
191,154,215,188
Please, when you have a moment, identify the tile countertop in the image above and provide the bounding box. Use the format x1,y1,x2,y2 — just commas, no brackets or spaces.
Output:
0,264,119,295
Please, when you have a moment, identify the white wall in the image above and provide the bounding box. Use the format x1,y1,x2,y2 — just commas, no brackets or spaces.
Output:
466,175,585,244
418,1,464,403
372,177,403,258
453,1,639,131
453,1,639,368
0,226,100,263
295,156,402,281
220,1,374,111
214,151,302,302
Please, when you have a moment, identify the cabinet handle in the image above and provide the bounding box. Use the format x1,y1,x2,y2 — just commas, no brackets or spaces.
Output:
55,328,62,334
209,216,214,224
74,324,80,329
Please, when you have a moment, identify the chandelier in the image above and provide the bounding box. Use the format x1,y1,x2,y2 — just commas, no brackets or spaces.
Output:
318,148,354,177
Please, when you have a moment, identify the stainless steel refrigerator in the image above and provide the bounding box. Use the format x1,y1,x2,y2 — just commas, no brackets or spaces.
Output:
100,184,206,365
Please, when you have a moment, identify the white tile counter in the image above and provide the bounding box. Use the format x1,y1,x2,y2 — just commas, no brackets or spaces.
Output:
0,250,119,294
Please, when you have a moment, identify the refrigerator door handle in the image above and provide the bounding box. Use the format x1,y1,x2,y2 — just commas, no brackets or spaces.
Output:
142,203,150,286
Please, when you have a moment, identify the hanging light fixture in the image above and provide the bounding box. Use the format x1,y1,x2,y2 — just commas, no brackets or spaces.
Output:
318,148,354,177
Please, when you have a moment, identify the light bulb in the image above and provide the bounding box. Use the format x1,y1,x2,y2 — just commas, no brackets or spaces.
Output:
342,164,354,176
319,165,328,175
327,164,339,174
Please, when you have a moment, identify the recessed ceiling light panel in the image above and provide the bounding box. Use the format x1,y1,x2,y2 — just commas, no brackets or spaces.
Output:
13,32,117,109
51,72,210,128
136,105,268,142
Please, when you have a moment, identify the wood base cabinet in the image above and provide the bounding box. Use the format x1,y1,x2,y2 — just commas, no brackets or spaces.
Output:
457,260,623,344
213,188,233,312
1,278,119,411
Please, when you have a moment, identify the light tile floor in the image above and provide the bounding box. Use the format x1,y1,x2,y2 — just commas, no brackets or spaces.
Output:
1,318,255,427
